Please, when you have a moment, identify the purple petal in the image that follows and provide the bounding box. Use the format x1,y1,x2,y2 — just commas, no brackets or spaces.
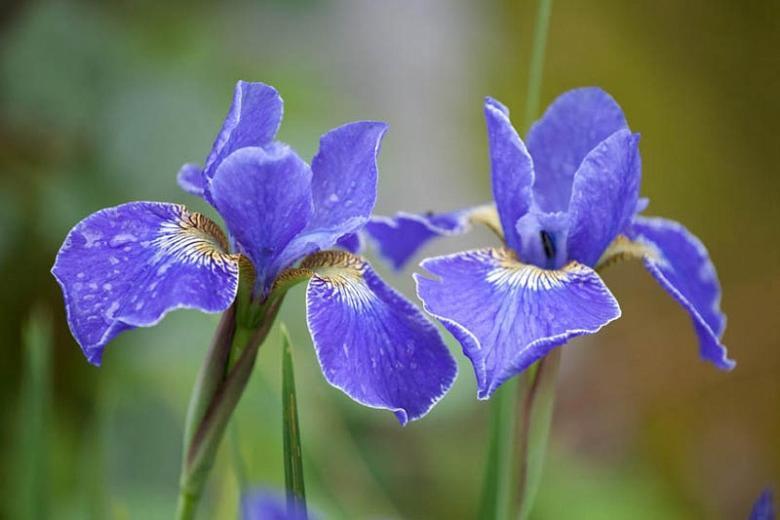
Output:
203,81,283,180
336,232,362,253
484,97,534,252
749,489,775,520
209,145,313,293
277,122,388,269
51,202,239,365
567,129,642,267
527,88,628,212
363,209,473,271
629,216,734,370
415,248,620,399
515,209,569,269
176,163,206,196
308,121,387,237
305,254,457,424
241,490,311,520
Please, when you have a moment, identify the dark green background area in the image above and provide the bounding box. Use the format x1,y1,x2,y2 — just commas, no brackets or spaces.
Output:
1,1,777,518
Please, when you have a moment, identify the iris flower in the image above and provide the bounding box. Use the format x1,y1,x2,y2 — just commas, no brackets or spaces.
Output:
51,81,457,424
361,88,734,399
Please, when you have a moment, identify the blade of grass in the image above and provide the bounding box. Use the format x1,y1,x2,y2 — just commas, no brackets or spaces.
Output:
281,324,307,516
13,307,52,520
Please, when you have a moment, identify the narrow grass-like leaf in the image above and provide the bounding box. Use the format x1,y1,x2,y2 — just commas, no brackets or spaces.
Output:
13,306,52,520
281,323,307,516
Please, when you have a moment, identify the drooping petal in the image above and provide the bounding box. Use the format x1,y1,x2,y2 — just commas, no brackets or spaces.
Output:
527,87,628,212
176,163,206,196
484,97,534,252
749,489,775,520
203,81,283,180
363,209,473,270
276,122,388,269
415,248,620,399
567,129,642,267
209,145,313,293
303,252,457,425
629,216,734,369
51,202,239,365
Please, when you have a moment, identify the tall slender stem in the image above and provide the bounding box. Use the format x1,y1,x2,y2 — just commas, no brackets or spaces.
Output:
523,0,553,131
481,0,554,518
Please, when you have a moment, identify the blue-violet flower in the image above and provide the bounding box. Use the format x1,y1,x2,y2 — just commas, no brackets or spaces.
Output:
359,88,734,399
51,81,457,423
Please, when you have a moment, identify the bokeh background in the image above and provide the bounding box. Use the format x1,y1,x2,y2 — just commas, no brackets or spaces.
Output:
1,0,778,518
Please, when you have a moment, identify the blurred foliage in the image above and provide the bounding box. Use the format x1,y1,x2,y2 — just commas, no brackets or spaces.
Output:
1,0,777,518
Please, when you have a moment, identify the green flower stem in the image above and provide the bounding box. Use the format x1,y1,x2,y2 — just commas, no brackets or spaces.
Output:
516,349,561,520
175,295,283,520
175,262,316,520
480,0,554,518
479,377,521,520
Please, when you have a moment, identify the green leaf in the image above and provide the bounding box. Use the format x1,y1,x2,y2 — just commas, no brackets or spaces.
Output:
281,323,307,516
13,307,52,520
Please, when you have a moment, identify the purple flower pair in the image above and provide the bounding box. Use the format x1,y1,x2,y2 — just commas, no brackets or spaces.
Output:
361,88,734,398
51,81,457,424
52,81,733,420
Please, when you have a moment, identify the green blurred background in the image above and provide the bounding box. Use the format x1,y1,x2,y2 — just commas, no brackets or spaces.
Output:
1,0,777,518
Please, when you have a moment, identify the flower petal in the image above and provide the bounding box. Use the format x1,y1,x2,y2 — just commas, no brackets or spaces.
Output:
51,202,239,365
176,163,206,196
415,248,620,399
515,209,569,269
567,129,641,267
276,122,388,269
241,489,311,520
203,81,283,180
629,216,734,369
209,145,313,294
527,87,628,212
484,97,534,252
363,209,473,270
749,489,775,520
336,232,362,253
304,252,457,425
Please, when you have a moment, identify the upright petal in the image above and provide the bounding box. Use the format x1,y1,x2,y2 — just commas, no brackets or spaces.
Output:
176,163,206,196
51,202,239,365
203,81,283,179
484,97,534,252
209,145,313,293
415,248,620,399
363,209,473,270
527,88,628,212
629,216,734,369
303,252,457,425
567,129,641,267
276,122,388,267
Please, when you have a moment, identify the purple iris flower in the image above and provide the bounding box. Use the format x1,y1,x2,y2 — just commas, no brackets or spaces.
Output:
750,489,775,520
361,88,734,399
51,81,457,424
